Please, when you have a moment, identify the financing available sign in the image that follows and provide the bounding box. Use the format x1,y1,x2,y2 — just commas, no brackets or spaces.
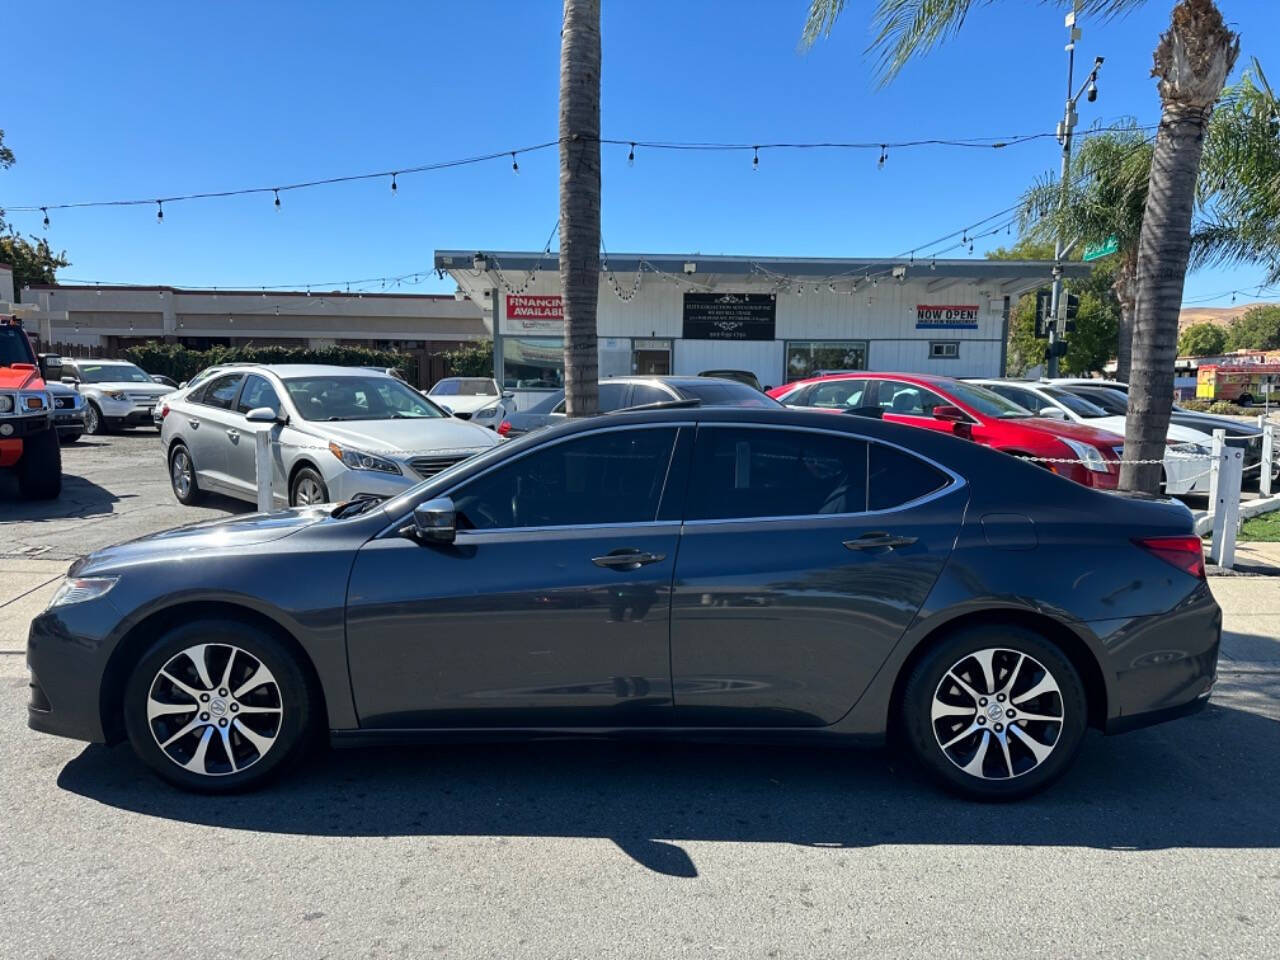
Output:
504,294,563,334
916,304,980,330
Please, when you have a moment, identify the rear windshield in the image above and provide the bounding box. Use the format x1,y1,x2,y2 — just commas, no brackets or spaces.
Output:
674,380,780,408
1072,387,1128,415
0,327,37,366
284,375,446,421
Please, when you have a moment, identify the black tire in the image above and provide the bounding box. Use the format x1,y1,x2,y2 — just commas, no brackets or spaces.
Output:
123,618,317,793
289,466,329,506
16,427,62,500
85,402,109,435
60,432,82,445
168,442,203,506
1238,394,1253,407
900,624,1088,801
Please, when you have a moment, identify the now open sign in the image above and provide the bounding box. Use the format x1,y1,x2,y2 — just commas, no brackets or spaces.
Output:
916,304,979,329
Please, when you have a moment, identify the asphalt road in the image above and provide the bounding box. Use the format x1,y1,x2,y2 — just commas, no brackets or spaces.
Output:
2,433,1279,959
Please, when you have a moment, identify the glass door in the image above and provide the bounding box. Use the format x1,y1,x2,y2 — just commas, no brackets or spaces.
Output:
633,338,672,375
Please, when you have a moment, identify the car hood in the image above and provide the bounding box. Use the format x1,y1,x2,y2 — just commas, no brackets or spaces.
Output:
0,364,43,389
298,417,500,457
1080,415,1211,445
1171,410,1262,437
71,507,331,576
430,394,499,414
45,381,78,397
85,381,172,397
1006,416,1124,445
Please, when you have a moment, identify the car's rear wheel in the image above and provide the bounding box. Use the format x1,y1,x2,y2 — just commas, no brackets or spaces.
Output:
168,443,203,505
290,467,329,506
60,432,82,444
123,619,316,793
900,625,1088,801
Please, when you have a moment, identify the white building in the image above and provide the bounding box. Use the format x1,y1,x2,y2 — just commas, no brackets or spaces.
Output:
436,249,1089,403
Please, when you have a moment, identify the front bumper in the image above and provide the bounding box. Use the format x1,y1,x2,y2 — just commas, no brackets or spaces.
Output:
325,465,419,503
97,395,161,427
26,596,122,744
53,408,87,434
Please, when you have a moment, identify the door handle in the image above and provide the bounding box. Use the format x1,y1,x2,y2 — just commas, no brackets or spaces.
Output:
226,428,240,442
843,532,918,551
592,549,666,570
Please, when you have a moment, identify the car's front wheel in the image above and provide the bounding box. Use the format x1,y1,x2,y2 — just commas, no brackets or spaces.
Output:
84,402,108,435
900,625,1088,801
290,466,329,506
123,619,316,793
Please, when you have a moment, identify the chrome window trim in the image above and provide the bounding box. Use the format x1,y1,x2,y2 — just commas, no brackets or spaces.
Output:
376,420,694,539
680,421,965,526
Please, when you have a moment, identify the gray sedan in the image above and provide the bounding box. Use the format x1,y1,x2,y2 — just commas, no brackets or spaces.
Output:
158,364,498,508
31,404,1218,801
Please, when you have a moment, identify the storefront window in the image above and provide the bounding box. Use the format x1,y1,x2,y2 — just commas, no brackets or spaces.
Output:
502,336,564,390
785,340,867,382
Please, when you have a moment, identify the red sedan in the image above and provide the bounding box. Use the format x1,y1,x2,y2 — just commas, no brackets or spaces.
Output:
768,372,1125,489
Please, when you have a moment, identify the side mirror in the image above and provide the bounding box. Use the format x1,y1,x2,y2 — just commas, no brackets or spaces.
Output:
501,390,515,400
413,497,456,543
61,376,79,386
178,381,188,389
932,404,967,423
245,406,287,424
1038,408,1068,421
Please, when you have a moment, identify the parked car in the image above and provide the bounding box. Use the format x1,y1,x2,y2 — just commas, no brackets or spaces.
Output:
28,404,1218,799
426,377,513,431
46,380,87,444
1049,379,1273,482
150,374,179,389
58,359,173,435
768,372,1126,489
969,379,1213,495
498,375,779,437
158,364,499,508
0,316,61,499
697,369,765,391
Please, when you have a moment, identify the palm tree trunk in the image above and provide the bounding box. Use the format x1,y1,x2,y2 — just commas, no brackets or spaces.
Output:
1120,0,1237,494
559,0,601,417
1112,255,1137,384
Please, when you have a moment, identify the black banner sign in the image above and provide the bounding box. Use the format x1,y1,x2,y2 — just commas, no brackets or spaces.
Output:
682,293,777,341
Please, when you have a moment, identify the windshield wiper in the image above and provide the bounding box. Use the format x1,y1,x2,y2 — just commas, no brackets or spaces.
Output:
330,496,383,518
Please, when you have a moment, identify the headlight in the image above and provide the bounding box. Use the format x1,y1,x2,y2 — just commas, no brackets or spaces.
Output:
48,576,119,608
0,394,12,413
475,404,499,418
105,390,127,400
328,442,401,475
1060,437,1110,472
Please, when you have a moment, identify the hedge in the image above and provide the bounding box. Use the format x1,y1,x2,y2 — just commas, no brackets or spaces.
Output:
121,341,415,384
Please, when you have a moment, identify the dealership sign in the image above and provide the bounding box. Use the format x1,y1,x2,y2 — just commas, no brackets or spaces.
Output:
682,293,777,341
916,304,980,330
504,295,563,334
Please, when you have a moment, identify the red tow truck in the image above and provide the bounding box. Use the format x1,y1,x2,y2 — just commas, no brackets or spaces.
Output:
0,315,62,499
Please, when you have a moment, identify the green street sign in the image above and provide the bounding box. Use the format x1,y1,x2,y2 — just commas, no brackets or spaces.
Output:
1083,236,1119,261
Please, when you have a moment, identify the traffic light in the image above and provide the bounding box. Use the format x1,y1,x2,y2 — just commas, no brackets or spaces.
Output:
1044,340,1069,361
1035,290,1053,339
1064,293,1080,333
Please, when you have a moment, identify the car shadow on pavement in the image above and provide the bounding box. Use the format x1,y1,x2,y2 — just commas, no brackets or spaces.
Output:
0,472,120,518
57,700,1280,876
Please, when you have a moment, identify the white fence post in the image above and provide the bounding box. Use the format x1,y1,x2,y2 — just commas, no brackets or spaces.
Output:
1209,444,1243,569
255,428,273,513
1262,422,1275,498
1208,429,1224,508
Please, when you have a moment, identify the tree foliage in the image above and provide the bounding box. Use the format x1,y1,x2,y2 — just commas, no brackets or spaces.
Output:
121,342,415,384
1223,304,1280,351
0,130,70,300
1177,321,1228,356
440,339,494,378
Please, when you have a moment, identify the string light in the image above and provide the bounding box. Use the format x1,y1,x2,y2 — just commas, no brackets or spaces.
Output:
156,201,164,224
627,142,635,166
390,173,398,194
511,152,519,174
273,188,281,211
752,146,759,171
41,207,49,228
878,144,887,169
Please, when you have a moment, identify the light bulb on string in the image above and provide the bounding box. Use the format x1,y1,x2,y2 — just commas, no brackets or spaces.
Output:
156,201,164,224
878,145,887,169
391,173,398,194
752,146,759,171
968,240,974,254
511,152,519,175
41,207,49,229
627,143,635,167
273,188,281,212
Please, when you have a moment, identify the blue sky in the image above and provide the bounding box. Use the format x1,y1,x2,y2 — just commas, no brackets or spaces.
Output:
3,0,1276,305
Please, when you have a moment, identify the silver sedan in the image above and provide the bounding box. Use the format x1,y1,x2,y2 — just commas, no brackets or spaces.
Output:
159,364,499,508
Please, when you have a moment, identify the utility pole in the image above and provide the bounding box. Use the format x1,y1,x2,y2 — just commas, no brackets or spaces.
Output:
1048,1,1103,377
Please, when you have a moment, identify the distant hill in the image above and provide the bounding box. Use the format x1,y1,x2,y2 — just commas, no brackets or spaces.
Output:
1179,302,1275,332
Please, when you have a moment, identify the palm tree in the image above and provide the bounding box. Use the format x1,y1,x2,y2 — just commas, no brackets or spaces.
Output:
1019,123,1152,383
803,0,1238,493
558,0,601,417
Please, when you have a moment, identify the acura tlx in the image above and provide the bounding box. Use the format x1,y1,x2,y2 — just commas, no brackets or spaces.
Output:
28,405,1219,801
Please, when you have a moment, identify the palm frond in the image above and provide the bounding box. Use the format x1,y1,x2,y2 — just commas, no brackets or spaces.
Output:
800,0,848,48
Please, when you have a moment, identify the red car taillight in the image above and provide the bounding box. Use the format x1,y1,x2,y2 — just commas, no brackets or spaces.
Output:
1134,536,1206,580
159,402,170,419
497,420,512,437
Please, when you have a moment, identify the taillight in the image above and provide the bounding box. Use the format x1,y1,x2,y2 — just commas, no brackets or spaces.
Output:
159,402,170,420
497,420,512,437
1134,536,1206,580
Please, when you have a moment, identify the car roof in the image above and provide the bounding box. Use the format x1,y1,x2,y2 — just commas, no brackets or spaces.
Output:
223,363,403,379
784,370,956,389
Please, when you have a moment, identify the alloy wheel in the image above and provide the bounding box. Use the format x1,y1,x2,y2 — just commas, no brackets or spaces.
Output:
294,477,323,505
85,405,99,434
145,643,284,777
171,449,192,499
930,647,1064,780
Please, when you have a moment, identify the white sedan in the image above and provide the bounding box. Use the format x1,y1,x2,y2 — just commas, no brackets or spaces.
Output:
426,377,513,431
971,379,1214,495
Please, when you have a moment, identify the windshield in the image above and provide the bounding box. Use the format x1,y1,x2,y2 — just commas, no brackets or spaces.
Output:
431,378,497,397
76,362,153,384
944,380,1034,419
1043,386,1109,418
675,380,781,408
0,327,37,366
284,375,447,421
1072,387,1128,415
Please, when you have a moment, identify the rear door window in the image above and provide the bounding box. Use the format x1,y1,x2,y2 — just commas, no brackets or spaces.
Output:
806,379,873,409
868,444,949,510
686,427,869,520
